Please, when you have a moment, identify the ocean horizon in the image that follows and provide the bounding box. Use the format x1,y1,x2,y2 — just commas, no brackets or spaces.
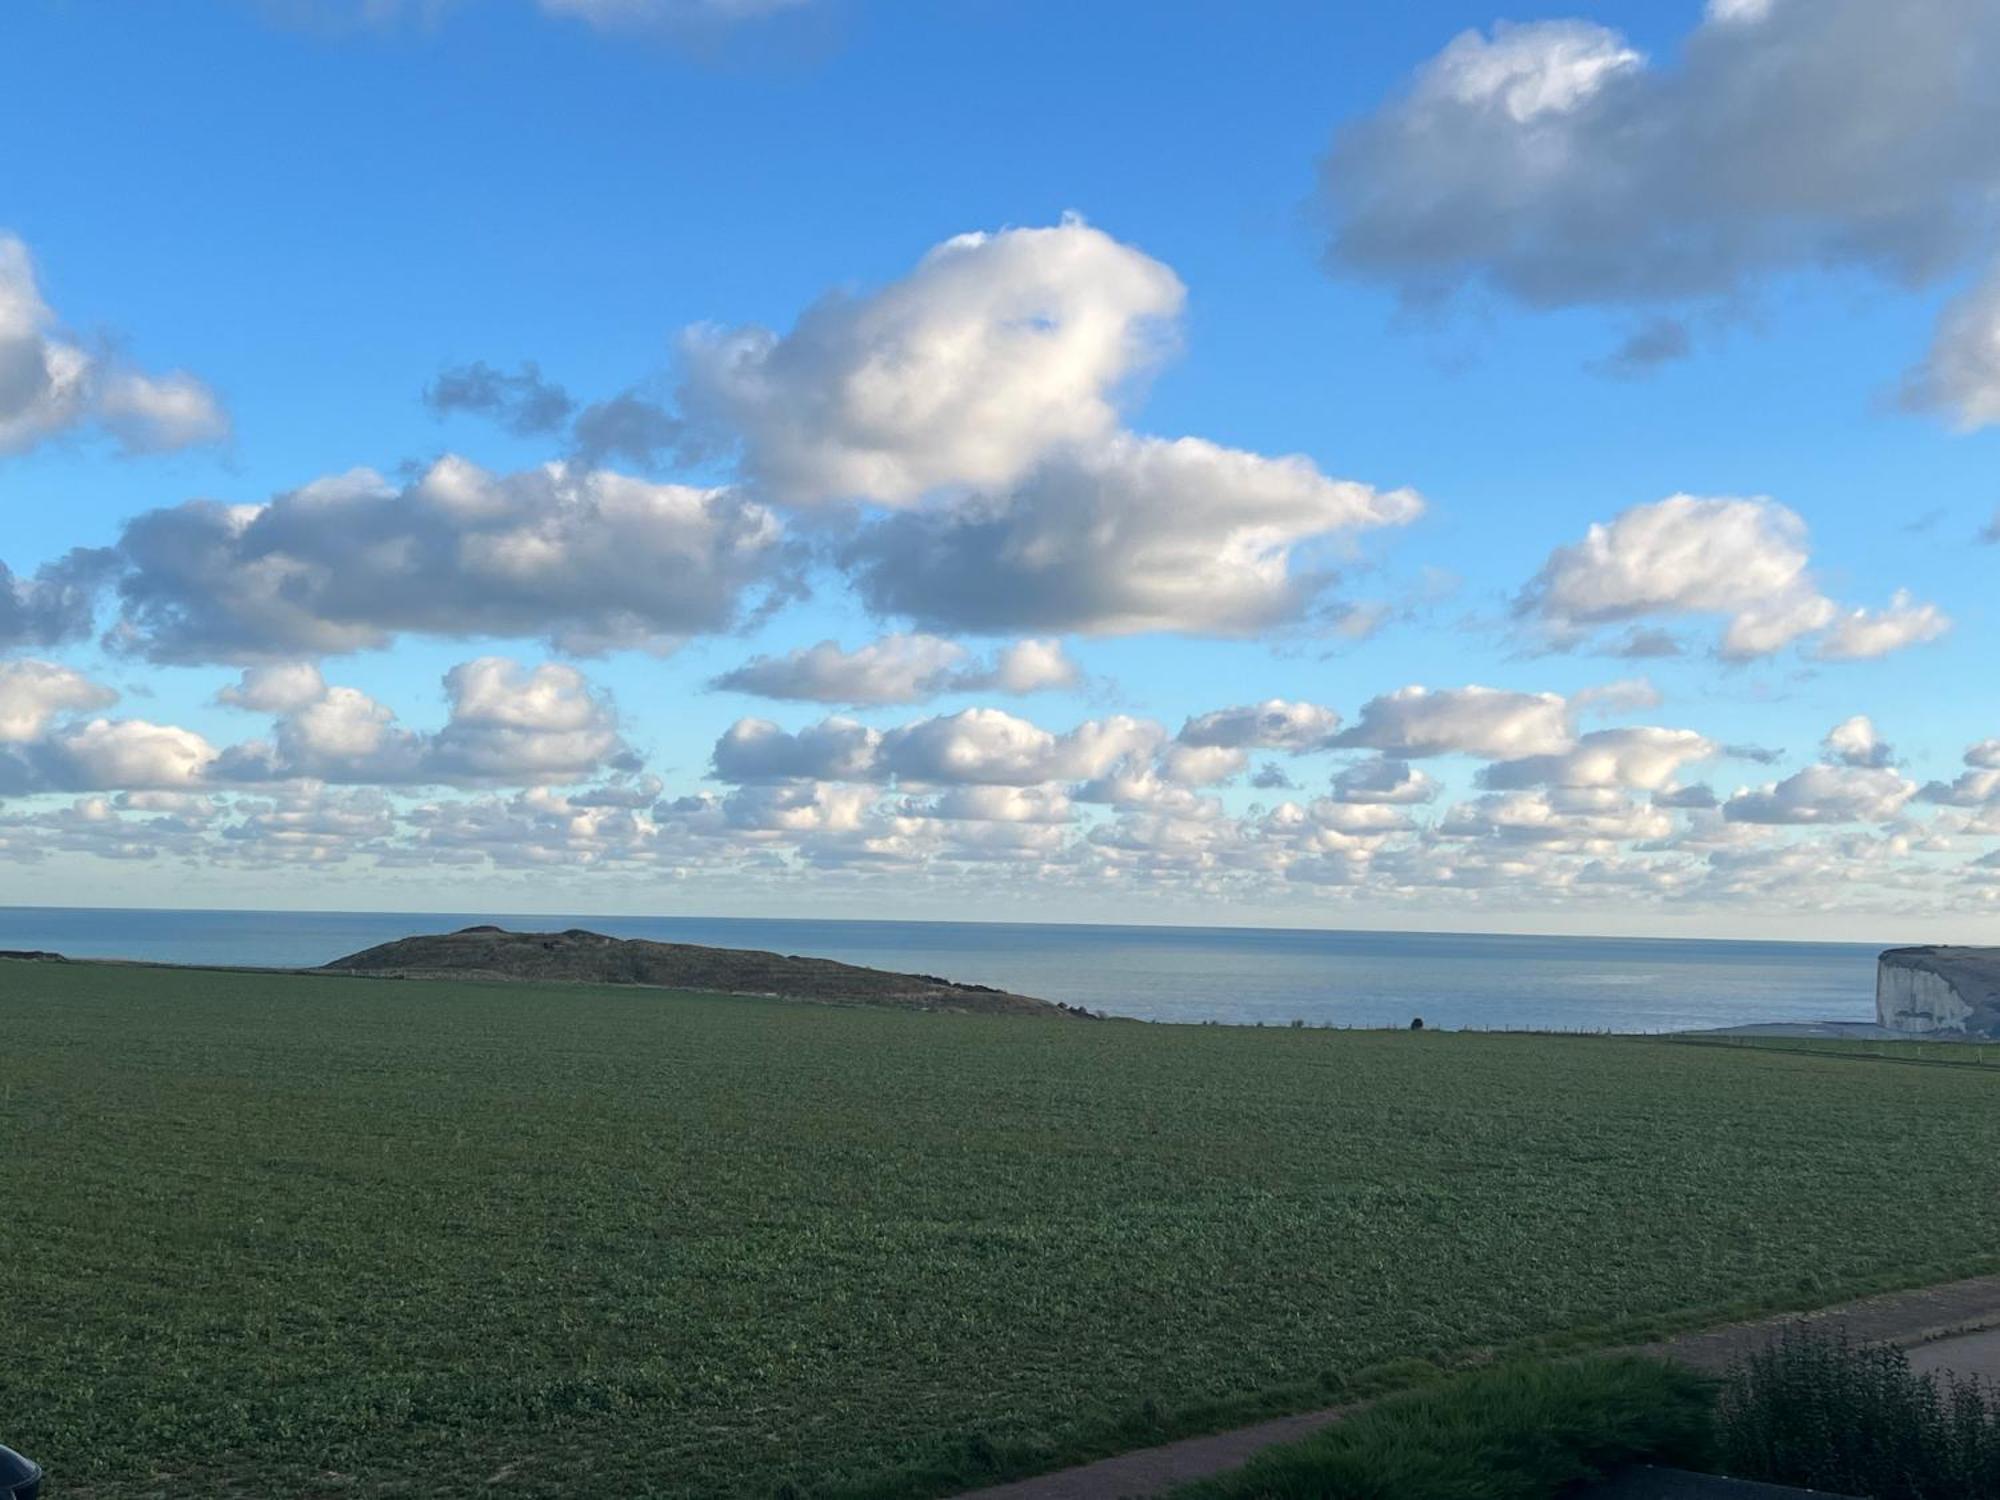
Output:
0,904,1888,1033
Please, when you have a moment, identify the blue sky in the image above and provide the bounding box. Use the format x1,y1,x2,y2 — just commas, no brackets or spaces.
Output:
4,0,1999,937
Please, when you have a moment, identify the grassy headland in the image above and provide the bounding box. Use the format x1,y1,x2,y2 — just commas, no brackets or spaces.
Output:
5,959,1999,1498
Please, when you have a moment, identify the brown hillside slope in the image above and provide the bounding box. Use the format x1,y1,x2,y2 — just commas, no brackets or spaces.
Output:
320,926,1082,1017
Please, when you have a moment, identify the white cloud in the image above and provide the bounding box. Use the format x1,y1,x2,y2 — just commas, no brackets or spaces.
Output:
0,233,226,456
215,657,632,787
1331,685,1573,759
680,219,1185,506
880,709,1161,788
39,718,219,791
846,432,1421,636
0,660,117,743
1904,260,2000,430
1519,495,1942,661
709,633,1079,705
1811,591,1951,661
1479,727,1717,791
96,369,230,454
1331,756,1439,805
112,456,790,662
1521,496,1829,658
1824,715,1893,768
711,716,882,783
979,638,1080,695
1178,698,1342,752
217,662,329,713
1724,763,1917,824
1320,2,2000,353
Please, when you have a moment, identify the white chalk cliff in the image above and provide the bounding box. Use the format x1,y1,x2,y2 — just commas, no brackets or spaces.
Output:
1877,947,2000,1037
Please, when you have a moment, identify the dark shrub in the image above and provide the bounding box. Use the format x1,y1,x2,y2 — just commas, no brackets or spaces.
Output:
1717,1324,2000,1498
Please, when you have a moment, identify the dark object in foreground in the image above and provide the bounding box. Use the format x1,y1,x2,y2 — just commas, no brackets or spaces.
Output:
0,1445,43,1500
1410,1015,1424,1030
321,926,1088,1017
1717,1324,2000,1498
1575,1465,1858,1497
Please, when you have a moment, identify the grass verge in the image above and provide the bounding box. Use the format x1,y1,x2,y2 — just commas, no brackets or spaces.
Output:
1169,1357,1714,1500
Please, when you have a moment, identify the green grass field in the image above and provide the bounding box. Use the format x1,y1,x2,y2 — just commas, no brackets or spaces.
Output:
7,961,2000,1499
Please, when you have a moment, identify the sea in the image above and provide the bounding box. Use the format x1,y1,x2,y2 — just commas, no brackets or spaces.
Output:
0,905,1889,1033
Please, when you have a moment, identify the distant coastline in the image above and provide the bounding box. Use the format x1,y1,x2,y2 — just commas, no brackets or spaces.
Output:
0,905,1882,1033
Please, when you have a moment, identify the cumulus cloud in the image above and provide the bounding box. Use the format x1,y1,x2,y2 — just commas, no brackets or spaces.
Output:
708,706,1167,791
28,718,220,792
711,716,882,783
1919,737,2000,807
0,660,118,742
1518,495,1942,660
0,550,118,651
1331,756,1439,805
111,456,791,662
1811,591,1951,661
880,709,1161,788
1903,261,2000,430
217,662,329,714
845,432,1421,636
1724,763,1917,824
1479,727,1717,792
1319,3,2000,344
216,657,632,787
1178,698,1342,753
1824,715,1893,768
680,219,1185,506
709,633,1078,705
1331,685,1573,759
0,234,226,455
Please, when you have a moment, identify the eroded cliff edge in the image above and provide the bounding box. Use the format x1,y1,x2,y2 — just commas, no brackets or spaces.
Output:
1877,947,2000,1037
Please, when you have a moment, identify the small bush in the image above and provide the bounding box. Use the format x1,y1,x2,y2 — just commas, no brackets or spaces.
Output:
1717,1324,2000,1498
1174,1356,1714,1499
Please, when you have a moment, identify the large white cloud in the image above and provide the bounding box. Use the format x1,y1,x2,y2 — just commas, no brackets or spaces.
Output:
1518,495,1943,660
0,234,227,456
112,456,791,662
680,219,1185,506
1319,2,2000,346
33,718,220,792
845,432,1421,636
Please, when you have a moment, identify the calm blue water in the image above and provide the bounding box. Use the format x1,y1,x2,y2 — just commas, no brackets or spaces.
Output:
0,905,1887,1032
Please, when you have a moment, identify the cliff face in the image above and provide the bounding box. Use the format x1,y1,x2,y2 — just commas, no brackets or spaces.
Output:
320,926,1079,1018
1876,947,2000,1037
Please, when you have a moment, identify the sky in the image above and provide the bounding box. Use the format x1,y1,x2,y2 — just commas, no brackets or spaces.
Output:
4,0,2000,939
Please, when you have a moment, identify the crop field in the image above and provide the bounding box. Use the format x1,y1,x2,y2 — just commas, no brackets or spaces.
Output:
6,961,2000,1499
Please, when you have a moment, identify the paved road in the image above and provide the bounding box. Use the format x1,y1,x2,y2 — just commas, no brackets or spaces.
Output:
954,1273,2000,1500
1909,1324,2000,1382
